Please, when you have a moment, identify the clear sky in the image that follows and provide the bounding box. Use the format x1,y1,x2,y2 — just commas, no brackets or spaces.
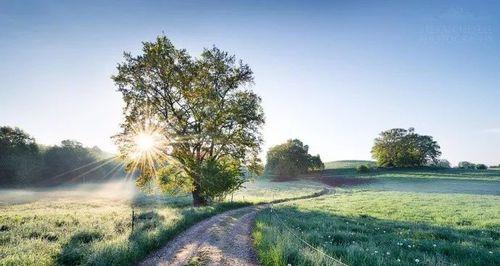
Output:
1,1,499,165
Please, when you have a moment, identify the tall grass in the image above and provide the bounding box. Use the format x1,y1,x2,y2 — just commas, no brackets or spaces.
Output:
0,195,248,266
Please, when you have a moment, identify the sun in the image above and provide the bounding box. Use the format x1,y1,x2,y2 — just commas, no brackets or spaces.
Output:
135,133,156,152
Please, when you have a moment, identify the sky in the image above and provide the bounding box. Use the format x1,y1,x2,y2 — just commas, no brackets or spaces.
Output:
1,0,499,166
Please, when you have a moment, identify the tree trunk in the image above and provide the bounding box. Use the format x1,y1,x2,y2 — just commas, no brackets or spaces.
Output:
192,180,207,207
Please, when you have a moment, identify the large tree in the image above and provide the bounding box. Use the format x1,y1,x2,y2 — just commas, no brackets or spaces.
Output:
113,36,264,206
265,139,324,177
371,128,441,167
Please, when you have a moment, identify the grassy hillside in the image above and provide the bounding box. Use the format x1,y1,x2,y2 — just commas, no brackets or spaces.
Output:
324,160,376,169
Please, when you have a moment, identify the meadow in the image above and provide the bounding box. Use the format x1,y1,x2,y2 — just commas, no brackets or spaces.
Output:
0,178,322,266
253,163,500,266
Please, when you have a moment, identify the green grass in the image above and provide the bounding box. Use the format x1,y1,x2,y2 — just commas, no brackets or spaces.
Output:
324,160,376,169
0,195,248,266
318,167,500,182
231,177,324,203
254,190,500,266
0,178,324,266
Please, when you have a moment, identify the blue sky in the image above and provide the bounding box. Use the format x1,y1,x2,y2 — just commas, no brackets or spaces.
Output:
1,1,499,165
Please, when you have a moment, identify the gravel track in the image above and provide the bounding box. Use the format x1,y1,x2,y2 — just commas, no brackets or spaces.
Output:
139,187,331,266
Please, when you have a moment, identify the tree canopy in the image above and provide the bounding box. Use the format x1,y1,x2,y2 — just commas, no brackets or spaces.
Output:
0,126,40,186
0,126,121,187
265,139,324,177
113,36,265,206
371,128,441,168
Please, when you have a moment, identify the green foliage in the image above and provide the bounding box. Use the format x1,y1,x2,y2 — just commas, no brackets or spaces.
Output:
0,126,122,187
476,164,488,170
458,161,476,169
155,163,193,195
265,139,324,177
0,126,41,186
199,158,245,202
429,159,451,168
356,164,371,173
112,35,264,205
371,128,441,168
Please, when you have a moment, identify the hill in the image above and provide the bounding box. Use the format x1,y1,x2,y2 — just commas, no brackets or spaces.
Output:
324,160,376,169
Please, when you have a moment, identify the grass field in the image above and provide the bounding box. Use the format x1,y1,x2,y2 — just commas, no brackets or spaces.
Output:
232,177,324,203
324,160,376,169
254,165,500,266
322,161,500,182
0,178,323,266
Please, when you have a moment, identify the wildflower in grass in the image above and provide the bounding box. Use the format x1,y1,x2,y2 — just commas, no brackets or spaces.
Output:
489,251,493,254
397,258,401,262
374,250,378,254
433,244,437,247
415,259,420,263
386,252,390,255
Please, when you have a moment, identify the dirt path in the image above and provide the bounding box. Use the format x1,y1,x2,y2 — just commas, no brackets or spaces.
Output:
139,188,331,266
139,205,264,266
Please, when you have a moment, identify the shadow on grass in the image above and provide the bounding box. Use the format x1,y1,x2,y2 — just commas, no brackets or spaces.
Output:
255,206,499,266
56,202,250,266
318,167,500,180
305,168,500,195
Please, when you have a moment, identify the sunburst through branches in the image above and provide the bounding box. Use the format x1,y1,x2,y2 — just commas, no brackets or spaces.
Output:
117,122,171,185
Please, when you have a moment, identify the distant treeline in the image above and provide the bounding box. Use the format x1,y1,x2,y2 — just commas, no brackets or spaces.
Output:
0,126,124,188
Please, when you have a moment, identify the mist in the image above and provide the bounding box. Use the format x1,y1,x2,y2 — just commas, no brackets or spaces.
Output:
0,179,138,205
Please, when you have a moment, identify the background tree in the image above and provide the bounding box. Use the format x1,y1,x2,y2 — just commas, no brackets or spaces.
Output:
265,139,324,176
113,36,264,206
458,161,476,169
371,128,441,167
41,140,119,185
0,126,40,186
0,126,122,187
430,159,451,168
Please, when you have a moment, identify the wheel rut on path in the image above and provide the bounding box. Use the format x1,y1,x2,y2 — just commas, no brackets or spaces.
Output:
140,187,331,266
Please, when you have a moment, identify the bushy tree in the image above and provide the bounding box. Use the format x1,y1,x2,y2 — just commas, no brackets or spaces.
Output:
429,159,451,168
458,161,476,169
265,139,324,176
0,126,41,186
476,164,488,170
113,36,264,206
357,165,371,173
371,128,441,168
309,155,325,171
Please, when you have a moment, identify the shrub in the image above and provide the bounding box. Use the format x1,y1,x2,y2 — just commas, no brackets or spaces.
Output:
357,165,370,173
265,139,324,176
458,161,476,169
476,164,487,170
430,159,451,168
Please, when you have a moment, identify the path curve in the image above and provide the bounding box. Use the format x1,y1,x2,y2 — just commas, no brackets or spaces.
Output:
139,187,331,266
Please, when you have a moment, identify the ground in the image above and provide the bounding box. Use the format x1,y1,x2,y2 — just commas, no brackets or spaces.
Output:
0,178,320,265
1,164,499,266
253,163,500,266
